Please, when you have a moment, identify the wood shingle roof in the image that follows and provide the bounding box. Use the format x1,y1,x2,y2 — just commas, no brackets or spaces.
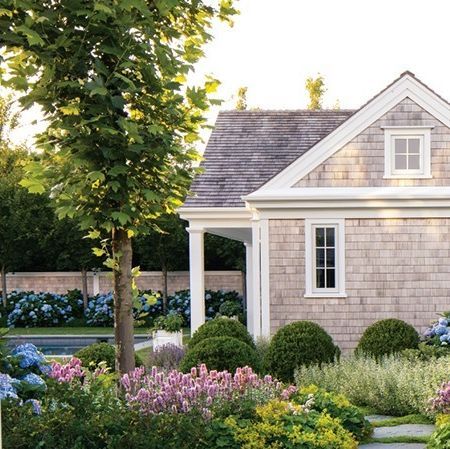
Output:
185,109,355,207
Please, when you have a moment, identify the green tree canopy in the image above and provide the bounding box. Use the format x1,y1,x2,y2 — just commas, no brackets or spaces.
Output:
0,0,238,373
305,75,326,110
235,86,248,110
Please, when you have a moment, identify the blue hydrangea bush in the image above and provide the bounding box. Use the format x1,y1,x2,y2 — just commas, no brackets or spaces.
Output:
1,343,49,413
7,292,83,328
168,289,243,324
423,312,450,347
85,290,163,326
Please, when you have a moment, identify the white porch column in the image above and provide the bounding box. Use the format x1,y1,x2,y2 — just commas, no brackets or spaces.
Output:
251,219,261,338
244,242,254,336
260,219,271,337
188,228,205,335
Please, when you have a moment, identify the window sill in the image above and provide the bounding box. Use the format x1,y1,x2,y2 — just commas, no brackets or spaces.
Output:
304,293,347,299
383,174,432,179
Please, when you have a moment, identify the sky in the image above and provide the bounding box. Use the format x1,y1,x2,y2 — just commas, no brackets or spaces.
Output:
10,0,450,148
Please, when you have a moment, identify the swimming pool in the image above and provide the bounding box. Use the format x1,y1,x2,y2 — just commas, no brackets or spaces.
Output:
7,335,150,356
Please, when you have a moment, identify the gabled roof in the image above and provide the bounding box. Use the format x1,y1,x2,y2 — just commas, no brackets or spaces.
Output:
184,109,355,207
252,71,450,193
185,72,450,209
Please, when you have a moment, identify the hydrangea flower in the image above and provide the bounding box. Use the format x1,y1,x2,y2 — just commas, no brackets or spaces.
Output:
0,373,19,400
12,343,47,371
423,313,450,347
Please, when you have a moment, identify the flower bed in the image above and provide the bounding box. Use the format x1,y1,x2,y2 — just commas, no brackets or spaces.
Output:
2,354,370,449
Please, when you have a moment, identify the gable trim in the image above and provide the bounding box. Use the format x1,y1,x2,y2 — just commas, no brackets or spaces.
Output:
258,74,450,191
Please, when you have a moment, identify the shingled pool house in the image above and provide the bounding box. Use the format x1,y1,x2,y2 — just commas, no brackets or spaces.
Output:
179,72,450,351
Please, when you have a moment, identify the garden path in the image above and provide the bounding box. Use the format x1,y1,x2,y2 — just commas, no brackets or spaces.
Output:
359,415,435,449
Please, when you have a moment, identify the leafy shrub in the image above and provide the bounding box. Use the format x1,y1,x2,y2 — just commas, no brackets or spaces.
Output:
188,317,255,349
423,312,450,348
7,292,82,327
401,342,449,361
428,415,450,449
223,399,358,449
266,321,339,382
168,289,243,324
218,300,243,318
75,342,142,371
179,336,260,373
152,313,184,332
294,385,371,441
148,344,185,370
356,318,419,358
296,354,450,416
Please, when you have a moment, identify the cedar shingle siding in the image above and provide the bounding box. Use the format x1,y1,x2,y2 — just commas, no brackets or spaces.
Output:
295,98,450,187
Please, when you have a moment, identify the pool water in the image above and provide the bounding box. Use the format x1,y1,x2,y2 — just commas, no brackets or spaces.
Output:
39,345,86,356
7,335,150,356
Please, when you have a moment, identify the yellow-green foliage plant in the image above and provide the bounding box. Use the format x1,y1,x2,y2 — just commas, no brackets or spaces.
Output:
225,400,358,449
428,415,450,449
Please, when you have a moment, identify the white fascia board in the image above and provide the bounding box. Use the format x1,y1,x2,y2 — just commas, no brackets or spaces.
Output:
257,75,450,191
244,187,450,212
245,186,450,202
179,207,252,221
179,207,253,231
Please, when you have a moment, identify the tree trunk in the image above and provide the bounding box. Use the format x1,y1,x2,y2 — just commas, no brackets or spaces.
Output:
1,265,7,308
112,228,135,375
81,268,89,310
162,266,168,314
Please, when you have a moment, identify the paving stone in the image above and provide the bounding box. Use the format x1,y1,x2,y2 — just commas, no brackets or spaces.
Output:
365,415,395,423
359,444,426,449
373,424,435,439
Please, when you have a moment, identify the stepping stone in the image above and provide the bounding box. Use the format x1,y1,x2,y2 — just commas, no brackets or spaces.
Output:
365,415,395,423
373,424,435,439
359,444,426,449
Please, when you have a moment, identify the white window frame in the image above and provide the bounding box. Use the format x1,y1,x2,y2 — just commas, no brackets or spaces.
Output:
383,126,433,179
304,218,346,298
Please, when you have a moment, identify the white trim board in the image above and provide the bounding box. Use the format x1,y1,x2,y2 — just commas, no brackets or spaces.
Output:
255,73,450,191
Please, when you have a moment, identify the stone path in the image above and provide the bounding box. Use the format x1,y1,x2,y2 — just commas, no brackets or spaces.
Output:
359,415,435,449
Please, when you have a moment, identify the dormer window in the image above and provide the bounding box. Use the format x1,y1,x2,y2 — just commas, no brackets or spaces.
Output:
383,127,432,179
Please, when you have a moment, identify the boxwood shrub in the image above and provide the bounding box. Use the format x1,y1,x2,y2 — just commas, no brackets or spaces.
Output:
188,317,255,349
266,321,339,382
75,342,143,371
356,318,419,358
179,336,260,373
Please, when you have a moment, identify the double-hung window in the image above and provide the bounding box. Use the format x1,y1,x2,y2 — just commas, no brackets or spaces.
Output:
305,219,345,298
383,127,432,178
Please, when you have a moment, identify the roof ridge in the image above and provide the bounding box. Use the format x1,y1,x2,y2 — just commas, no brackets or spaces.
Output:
218,109,356,114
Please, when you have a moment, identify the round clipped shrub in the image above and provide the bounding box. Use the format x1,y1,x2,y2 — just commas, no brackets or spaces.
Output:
266,321,339,382
179,336,260,373
75,342,143,371
356,318,419,358
188,317,255,350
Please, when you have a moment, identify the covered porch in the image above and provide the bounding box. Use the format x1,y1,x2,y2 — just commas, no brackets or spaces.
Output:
179,207,270,338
